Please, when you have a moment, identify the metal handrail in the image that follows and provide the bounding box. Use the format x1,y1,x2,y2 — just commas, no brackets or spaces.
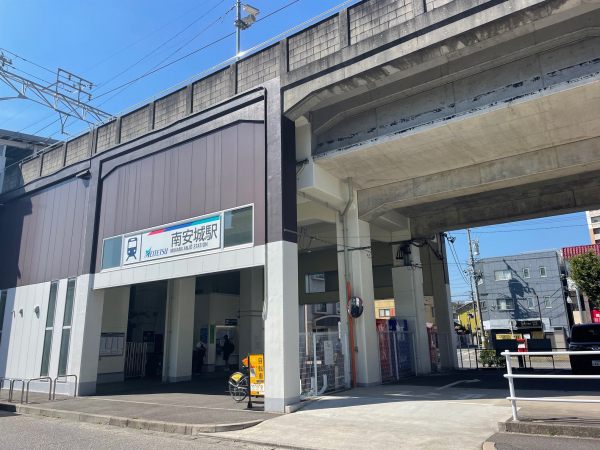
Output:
0,378,6,399
24,377,52,404
8,379,24,403
501,350,600,421
53,375,78,400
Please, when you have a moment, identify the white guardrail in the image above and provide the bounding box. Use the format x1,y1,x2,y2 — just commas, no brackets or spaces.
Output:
501,350,600,421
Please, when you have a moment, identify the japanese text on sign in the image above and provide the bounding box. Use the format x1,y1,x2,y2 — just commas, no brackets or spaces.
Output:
249,354,265,396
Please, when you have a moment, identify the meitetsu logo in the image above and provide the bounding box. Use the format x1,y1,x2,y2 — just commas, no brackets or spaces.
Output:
145,247,169,258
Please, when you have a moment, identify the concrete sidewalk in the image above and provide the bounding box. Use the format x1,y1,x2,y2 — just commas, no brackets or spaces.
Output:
0,376,278,434
215,382,600,450
500,400,600,438
217,383,516,450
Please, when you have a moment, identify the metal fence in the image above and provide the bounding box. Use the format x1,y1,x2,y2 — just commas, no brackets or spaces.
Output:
456,338,573,371
378,331,417,382
428,331,453,372
299,331,350,397
502,350,600,421
124,342,147,378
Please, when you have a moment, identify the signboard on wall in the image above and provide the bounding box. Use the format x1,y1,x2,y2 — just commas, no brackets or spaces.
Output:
249,354,265,396
99,333,125,356
122,214,221,266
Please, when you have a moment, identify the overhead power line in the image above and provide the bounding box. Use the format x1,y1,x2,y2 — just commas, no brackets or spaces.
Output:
79,0,218,75
91,0,229,96
21,0,362,152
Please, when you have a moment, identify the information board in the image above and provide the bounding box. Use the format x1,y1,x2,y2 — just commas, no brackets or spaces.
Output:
99,332,125,356
249,354,265,396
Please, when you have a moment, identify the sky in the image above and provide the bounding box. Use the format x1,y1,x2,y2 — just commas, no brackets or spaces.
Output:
0,1,593,300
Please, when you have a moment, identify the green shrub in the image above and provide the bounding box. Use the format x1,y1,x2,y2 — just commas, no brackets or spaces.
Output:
478,350,506,368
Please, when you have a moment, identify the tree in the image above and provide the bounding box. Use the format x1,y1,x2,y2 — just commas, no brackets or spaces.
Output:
569,249,600,309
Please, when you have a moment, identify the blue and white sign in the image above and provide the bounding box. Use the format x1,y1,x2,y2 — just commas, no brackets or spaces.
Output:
122,215,221,266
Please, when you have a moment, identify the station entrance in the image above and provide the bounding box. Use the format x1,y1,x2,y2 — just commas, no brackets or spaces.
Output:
96,267,265,393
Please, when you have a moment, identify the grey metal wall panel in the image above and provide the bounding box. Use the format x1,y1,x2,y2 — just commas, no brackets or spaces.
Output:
190,138,207,218
94,122,266,272
0,179,88,290
176,143,193,222
220,126,238,211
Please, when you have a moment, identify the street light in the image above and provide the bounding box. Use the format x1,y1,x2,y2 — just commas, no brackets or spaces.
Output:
234,2,260,59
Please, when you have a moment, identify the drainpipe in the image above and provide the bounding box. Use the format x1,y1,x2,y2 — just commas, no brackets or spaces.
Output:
295,175,356,387
339,177,355,388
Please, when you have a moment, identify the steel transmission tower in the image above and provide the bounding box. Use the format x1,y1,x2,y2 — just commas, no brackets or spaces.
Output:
0,51,112,134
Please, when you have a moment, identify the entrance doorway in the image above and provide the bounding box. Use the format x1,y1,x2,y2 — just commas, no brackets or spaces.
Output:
126,281,168,379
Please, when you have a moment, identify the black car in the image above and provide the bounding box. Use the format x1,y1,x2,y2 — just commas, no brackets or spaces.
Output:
568,323,600,374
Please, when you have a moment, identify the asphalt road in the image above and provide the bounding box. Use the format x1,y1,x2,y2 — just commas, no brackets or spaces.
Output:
485,433,600,450
0,411,289,450
389,370,600,391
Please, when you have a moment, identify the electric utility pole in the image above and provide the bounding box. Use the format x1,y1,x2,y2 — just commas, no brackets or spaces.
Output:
467,228,486,348
234,2,260,59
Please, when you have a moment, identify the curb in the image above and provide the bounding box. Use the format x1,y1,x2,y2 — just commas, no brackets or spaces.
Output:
0,402,263,435
499,418,600,439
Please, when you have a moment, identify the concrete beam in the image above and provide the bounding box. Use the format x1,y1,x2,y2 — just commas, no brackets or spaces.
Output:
407,169,600,236
358,136,600,223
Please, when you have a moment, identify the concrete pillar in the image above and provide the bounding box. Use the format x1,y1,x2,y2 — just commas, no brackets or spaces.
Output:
421,236,458,369
239,267,264,359
0,144,6,192
392,248,432,375
336,204,380,387
165,277,195,382
264,240,300,412
69,275,105,396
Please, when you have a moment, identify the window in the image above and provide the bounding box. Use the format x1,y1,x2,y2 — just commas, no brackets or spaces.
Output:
101,236,122,270
305,271,338,294
523,268,530,279
224,206,253,247
527,297,534,309
592,217,600,224
379,309,390,317
540,267,547,277
315,303,327,313
335,303,340,315
497,298,514,311
494,270,512,281
0,290,6,347
479,301,487,312
41,282,58,377
306,274,325,294
58,279,76,377
545,296,552,308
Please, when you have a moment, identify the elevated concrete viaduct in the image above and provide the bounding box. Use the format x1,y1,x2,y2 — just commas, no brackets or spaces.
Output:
287,0,600,234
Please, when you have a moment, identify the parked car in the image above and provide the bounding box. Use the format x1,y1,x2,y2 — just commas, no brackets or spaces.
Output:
568,323,600,374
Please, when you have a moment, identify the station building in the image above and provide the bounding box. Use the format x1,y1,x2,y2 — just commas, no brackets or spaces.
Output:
0,74,455,412
2,0,595,413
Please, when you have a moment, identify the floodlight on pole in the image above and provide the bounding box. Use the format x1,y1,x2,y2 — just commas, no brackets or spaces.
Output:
234,2,260,59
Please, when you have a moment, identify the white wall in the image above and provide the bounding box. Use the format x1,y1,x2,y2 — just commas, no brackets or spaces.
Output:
0,276,97,395
97,287,130,379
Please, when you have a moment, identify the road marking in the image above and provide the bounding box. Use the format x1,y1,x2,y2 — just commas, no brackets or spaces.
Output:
434,379,480,390
454,393,485,400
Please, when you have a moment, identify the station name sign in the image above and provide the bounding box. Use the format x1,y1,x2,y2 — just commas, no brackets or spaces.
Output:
122,214,221,266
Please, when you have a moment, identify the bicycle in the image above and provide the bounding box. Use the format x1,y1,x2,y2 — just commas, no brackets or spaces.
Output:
229,358,249,403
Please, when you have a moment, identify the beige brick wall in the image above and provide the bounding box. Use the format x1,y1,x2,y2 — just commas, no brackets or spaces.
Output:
289,16,340,71
349,0,414,45
120,106,150,143
193,69,230,113
155,88,187,128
